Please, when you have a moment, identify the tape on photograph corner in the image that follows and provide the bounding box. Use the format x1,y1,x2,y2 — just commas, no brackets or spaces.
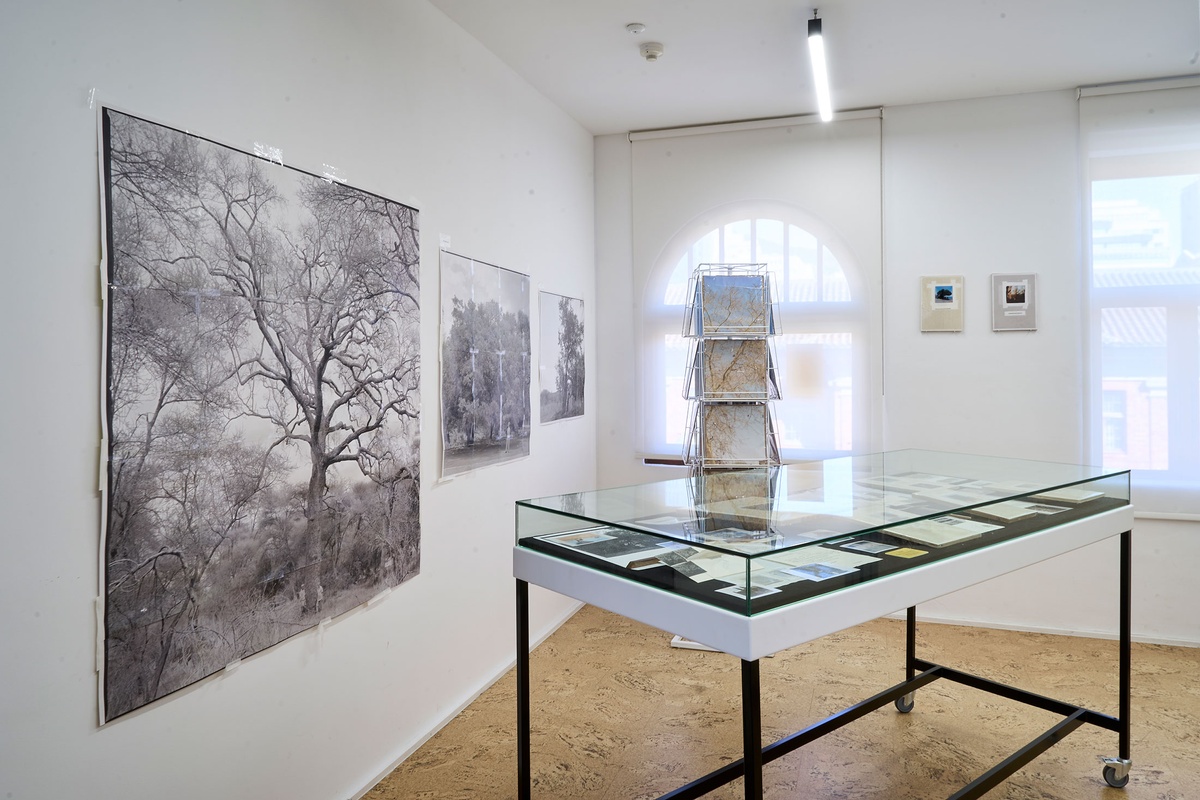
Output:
439,233,452,251
94,597,105,672
86,87,97,109
224,658,242,673
97,438,107,493
321,163,347,185
252,141,284,166
367,586,393,607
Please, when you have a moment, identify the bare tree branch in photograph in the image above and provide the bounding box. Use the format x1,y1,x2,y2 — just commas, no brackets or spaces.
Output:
198,171,421,611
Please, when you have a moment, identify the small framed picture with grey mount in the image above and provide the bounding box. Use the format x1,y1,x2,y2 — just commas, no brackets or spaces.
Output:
991,273,1037,331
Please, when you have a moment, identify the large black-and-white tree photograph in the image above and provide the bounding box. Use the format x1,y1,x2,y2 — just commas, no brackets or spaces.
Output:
101,109,421,721
440,251,531,476
538,291,585,423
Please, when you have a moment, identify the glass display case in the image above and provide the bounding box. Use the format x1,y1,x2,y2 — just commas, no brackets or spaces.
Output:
516,449,1130,615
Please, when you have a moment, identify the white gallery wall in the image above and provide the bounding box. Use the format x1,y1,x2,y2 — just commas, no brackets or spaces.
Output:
880,92,1197,644
595,91,1199,646
0,2,593,799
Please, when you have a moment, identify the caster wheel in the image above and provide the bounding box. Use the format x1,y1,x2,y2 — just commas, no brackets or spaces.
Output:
894,694,914,714
1103,765,1129,789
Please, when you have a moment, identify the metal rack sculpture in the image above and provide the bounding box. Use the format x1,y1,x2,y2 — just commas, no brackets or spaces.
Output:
682,263,782,470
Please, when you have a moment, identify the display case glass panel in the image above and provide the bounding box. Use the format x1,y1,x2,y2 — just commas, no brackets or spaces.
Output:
516,450,1131,615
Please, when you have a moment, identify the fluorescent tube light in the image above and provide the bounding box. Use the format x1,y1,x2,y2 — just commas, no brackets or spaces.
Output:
808,16,833,122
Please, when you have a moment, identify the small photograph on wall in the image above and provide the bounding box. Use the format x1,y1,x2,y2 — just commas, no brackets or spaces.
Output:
991,273,1038,331
100,109,422,721
919,275,964,332
440,251,531,476
538,291,585,423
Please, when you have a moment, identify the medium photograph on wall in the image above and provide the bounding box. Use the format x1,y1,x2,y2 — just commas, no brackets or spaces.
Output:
538,291,585,423
991,272,1038,331
100,109,422,721
440,251,531,476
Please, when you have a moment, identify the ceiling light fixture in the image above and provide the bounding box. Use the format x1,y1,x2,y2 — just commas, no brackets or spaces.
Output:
807,10,833,122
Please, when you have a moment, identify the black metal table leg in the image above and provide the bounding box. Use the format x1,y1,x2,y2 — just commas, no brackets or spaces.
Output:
741,659,763,800
517,580,531,800
1101,528,1135,789
896,606,917,713
907,606,917,678
1119,529,1132,760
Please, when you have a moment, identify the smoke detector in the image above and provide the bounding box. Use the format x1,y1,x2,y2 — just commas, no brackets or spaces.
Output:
640,41,664,62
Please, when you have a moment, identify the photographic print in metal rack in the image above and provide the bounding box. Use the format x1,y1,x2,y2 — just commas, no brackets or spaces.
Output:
538,291,585,423
101,109,421,721
440,251,531,476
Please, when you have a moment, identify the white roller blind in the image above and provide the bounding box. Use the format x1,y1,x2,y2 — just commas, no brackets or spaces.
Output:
1080,80,1200,516
631,112,883,461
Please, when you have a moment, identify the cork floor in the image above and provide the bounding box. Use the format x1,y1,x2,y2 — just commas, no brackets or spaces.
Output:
366,605,1200,799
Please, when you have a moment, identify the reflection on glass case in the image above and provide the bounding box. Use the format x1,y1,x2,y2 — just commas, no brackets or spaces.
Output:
516,450,1131,615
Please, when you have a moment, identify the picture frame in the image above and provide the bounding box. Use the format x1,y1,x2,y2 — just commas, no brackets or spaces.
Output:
538,290,585,423
919,275,964,332
991,273,1037,331
100,108,422,720
440,251,532,476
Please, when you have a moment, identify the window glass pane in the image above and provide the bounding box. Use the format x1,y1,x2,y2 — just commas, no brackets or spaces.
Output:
1101,389,1127,454
822,246,850,302
724,219,752,263
663,334,690,447
1099,307,1168,470
694,227,720,265
787,225,819,302
664,253,690,306
1092,175,1200,276
773,333,853,452
756,219,785,294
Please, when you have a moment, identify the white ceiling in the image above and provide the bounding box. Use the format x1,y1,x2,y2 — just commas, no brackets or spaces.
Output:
429,0,1200,135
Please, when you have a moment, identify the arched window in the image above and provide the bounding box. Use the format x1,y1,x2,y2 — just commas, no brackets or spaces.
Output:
640,203,870,461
